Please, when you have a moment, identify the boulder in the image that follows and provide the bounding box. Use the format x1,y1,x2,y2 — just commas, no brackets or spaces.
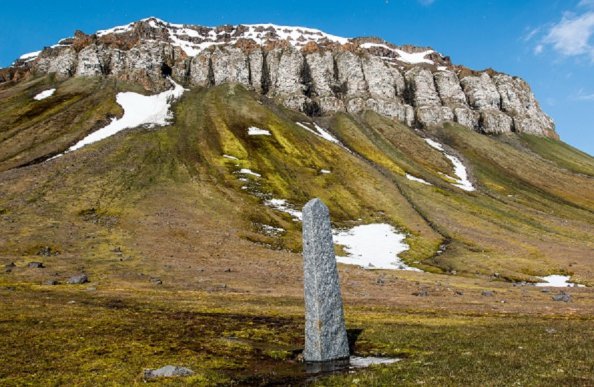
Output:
143,365,194,379
67,274,89,284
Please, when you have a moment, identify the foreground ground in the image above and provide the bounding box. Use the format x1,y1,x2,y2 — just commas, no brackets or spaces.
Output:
2,259,594,385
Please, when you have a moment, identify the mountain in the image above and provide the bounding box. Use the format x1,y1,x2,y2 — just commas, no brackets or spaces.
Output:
4,17,555,137
1,17,594,384
1,16,593,280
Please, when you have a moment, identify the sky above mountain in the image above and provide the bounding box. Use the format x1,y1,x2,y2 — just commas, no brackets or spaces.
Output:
1,0,592,155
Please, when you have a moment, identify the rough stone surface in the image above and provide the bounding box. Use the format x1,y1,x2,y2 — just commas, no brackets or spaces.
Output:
144,365,194,379
480,110,514,134
3,18,555,137
67,274,89,284
434,70,468,108
552,292,572,302
302,198,349,362
460,73,501,111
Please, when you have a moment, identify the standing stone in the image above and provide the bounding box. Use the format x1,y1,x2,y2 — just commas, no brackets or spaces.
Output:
302,198,349,362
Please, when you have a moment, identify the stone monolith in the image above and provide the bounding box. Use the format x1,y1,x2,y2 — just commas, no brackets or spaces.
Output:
302,198,349,362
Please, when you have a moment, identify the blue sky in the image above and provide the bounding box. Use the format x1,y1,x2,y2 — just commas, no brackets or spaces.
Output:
1,0,592,155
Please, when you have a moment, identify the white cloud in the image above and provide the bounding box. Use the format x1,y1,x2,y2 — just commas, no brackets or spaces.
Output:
523,26,541,42
539,11,594,60
574,88,594,100
579,0,594,8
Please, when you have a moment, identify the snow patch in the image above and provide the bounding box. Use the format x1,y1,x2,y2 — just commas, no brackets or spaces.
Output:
425,138,475,192
64,78,184,154
243,23,350,46
260,224,285,236
395,49,434,65
96,18,351,57
444,153,475,191
96,22,135,37
349,356,400,368
223,154,239,160
19,50,41,61
33,89,56,101
313,123,341,144
238,168,261,177
296,122,350,152
320,169,331,174
360,42,393,50
360,43,434,65
247,126,271,136
405,173,432,185
264,198,303,221
333,224,420,271
425,138,445,151
536,275,585,288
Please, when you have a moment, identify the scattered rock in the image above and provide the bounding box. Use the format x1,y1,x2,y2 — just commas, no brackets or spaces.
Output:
224,268,232,273
540,288,550,293
149,277,163,285
481,290,495,297
37,246,58,256
4,262,16,273
28,262,45,269
454,290,464,296
376,277,385,285
552,292,571,302
413,289,429,297
42,279,59,285
67,274,89,284
143,365,194,379
545,328,557,334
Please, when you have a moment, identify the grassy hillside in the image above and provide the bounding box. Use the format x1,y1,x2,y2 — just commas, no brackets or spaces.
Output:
1,76,593,385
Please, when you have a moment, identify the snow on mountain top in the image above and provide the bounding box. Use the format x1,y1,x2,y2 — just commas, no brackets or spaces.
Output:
21,17,440,65
241,23,350,45
394,49,435,65
94,17,351,57
360,42,435,65
19,50,41,61
96,21,136,37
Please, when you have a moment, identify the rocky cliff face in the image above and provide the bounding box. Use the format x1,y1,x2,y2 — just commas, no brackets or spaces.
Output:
2,17,555,137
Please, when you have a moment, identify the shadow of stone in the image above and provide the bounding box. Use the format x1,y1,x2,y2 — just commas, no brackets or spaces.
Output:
347,328,364,354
